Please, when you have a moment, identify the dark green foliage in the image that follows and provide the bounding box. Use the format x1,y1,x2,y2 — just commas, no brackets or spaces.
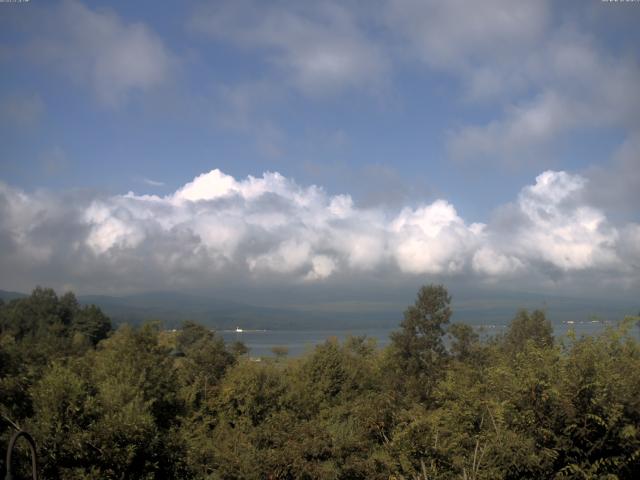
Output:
1,286,639,479
0,288,115,478
389,284,452,402
175,320,237,413
504,308,554,353
72,304,112,345
448,323,480,361
0,287,112,360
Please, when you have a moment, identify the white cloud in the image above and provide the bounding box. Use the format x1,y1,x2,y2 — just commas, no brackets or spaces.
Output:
508,171,619,271
448,91,584,161
83,202,146,255
390,200,483,274
1,168,638,295
174,169,239,202
190,1,388,95
448,40,640,163
380,1,640,165
307,255,336,281
248,239,311,275
385,0,549,75
472,248,524,277
142,178,165,187
0,183,56,264
383,0,554,105
26,0,173,106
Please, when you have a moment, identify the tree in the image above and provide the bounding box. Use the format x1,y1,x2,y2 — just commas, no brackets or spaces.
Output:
389,284,452,402
30,362,96,479
448,323,480,361
71,304,112,345
504,309,553,353
177,321,235,386
0,287,64,340
86,323,188,478
59,291,80,325
175,321,236,412
230,340,249,357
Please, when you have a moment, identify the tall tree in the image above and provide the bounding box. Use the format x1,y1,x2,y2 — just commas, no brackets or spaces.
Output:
504,309,553,353
389,284,452,402
71,304,112,345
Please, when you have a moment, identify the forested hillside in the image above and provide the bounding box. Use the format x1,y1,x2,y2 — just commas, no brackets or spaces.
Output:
1,286,639,479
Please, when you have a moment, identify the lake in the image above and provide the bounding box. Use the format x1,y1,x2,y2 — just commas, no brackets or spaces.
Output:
219,320,634,357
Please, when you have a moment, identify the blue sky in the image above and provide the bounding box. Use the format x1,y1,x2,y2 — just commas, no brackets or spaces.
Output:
0,0,639,302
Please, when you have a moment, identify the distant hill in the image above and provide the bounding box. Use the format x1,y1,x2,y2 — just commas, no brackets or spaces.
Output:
453,293,638,326
77,291,399,330
0,289,27,301
1,288,637,331
77,291,310,330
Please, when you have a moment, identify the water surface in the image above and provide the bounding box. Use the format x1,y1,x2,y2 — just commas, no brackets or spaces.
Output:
219,320,633,357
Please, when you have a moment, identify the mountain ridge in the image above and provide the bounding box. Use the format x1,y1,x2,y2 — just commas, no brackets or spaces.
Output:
2,288,637,331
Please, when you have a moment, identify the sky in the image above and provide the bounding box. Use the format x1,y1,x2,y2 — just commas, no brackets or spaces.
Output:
0,0,639,305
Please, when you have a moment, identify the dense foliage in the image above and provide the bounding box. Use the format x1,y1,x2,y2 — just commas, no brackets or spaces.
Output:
1,286,639,479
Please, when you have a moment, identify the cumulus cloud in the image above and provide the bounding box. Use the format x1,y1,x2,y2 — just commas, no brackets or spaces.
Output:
22,0,173,106
0,168,638,295
482,171,620,273
390,201,483,274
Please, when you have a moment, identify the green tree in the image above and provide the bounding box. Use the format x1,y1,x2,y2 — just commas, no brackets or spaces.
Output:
504,309,553,353
556,323,640,478
86,323,188,478
71,304,112,345
29,362,97,479
448,323,480,361
389,284,452,402
175,321,236,410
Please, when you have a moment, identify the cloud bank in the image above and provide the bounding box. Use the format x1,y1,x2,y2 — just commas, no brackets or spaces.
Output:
1,168,638,295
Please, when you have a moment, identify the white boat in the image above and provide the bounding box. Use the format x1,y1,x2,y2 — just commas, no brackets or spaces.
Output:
235,327,243,333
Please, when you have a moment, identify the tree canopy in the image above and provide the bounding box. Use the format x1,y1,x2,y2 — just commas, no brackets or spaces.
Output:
1,285,639,479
